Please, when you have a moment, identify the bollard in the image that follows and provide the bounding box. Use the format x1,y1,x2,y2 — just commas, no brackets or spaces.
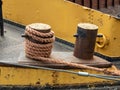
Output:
24,23,55,59
74,23,98,60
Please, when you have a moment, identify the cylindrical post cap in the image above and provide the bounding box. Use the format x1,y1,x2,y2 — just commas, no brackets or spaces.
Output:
74,23,98,60
28,23,51,33
78,23,98,30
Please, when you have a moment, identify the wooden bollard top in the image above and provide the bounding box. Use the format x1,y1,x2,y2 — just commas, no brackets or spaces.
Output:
28,23,51,33
78,23,98,30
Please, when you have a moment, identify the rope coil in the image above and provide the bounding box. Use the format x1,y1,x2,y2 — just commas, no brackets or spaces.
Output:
25,24,55,58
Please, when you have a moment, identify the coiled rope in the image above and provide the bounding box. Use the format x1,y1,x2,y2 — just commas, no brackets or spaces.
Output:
24,23,120,76
25,23,55,58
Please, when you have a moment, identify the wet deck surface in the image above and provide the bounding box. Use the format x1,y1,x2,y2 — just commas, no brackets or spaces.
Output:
0,22,73,63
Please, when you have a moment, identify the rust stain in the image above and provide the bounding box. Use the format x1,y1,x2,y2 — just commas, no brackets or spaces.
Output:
36,78,41,85
4,74,11,79
52,71,58,85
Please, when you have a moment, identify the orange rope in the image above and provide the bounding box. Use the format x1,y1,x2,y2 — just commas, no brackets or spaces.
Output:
25,26,54,58
24,25,120,76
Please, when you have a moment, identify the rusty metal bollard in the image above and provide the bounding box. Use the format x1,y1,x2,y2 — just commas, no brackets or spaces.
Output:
74,23,98,60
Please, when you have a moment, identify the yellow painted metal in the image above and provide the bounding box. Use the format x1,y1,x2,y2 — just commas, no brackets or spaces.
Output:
0,66,114,86
2,0,120,57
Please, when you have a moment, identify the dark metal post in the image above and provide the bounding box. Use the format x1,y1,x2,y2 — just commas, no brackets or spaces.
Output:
73,23,98,60
0,0,4,36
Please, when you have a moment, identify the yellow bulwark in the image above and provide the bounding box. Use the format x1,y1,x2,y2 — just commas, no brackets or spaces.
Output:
0,65,114,87
2,0,120,58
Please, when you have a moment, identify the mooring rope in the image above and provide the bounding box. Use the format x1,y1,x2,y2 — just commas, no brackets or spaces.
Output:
24,24,120,76
25,25,55,58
